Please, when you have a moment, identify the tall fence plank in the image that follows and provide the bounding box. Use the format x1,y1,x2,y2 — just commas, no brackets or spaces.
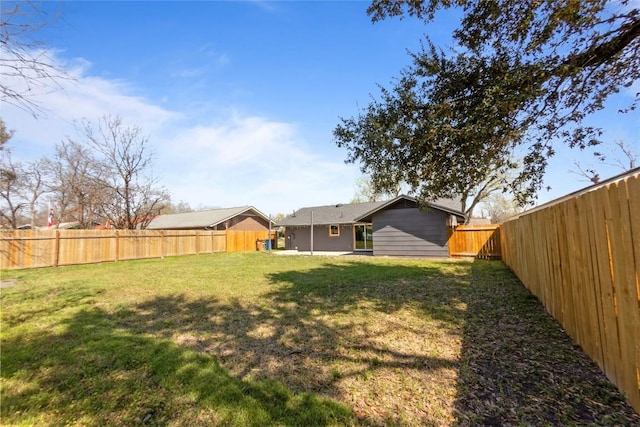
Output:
501,172,640,414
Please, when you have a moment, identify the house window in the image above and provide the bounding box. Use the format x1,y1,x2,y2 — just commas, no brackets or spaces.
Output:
329,224,340,237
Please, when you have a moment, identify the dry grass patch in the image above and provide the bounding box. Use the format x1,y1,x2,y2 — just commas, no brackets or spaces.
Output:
1,252,638,426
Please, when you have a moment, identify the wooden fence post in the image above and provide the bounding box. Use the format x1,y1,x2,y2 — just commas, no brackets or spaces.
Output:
162,230,167,258
53,230,60,267
114,230,119,262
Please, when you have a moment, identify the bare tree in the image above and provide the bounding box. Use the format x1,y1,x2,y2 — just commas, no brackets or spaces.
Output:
482,193,525,224
0,119,19,226
272,212,287,224
163,200,193,214
22,158,48,226
603,140,638,171
0,150,26,228
82,115,169,229
571,161,601,184
351,173,400,203
0,118,13,150
571,140,639,183
1,1,72,117
46,138,107,228
0,123,49,228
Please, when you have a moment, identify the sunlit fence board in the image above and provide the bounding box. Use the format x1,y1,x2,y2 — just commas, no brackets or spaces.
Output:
448,224,501,259
1,229,230,270
501,172,640,414
0,230,57,269
57,230,116,266
226,230,274,252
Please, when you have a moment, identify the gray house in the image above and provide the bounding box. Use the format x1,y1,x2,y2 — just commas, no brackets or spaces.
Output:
278,195,465,257
147,206,271,231
355,195,465,257
278,201,386,252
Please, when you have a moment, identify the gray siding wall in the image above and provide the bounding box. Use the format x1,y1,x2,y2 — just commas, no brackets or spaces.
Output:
284,224,353,251
372,208,449,257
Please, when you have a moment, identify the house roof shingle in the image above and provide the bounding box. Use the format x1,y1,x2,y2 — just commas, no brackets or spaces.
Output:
147,206,269,230
277,200,387,226
278,195,465,227
355,195,465,222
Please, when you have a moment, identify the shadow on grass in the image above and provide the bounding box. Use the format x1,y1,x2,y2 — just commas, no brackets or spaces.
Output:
114,261,467,425
2,260,466,426
2,257,638,426
2,305,357,426
264,260,471,323
265,259,639,425
454,260,639,426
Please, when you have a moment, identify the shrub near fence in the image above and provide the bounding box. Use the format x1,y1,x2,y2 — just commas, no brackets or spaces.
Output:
500,170,640,414
1,229,274,270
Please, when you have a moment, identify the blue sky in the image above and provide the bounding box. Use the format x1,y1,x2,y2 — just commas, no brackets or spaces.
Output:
2,1,638,217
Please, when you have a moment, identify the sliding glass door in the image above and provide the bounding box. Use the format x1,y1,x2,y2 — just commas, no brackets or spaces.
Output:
354,224,373,251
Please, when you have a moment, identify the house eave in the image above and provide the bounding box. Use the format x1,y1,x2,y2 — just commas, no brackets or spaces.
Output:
353,194,465,222
277,221,355,227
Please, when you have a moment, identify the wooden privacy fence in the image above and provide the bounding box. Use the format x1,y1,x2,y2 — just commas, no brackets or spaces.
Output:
500,171,640,413
1,229,274,270
226,229,273,253
448,224,501,259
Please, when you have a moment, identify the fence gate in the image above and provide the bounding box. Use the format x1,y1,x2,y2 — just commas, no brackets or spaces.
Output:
448,224,501,259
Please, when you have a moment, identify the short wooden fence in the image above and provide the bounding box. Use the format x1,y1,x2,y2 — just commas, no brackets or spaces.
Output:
501,171,640,413
1,229,274,270
448,224,501,259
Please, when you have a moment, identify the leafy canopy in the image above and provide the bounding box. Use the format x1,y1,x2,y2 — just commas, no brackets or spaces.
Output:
335,0,639,207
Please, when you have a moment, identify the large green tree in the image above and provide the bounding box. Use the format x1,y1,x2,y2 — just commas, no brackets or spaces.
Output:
335,0,639,209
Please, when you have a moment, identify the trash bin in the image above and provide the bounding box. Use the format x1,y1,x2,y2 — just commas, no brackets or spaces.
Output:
265,239,271,250
256,239,265,251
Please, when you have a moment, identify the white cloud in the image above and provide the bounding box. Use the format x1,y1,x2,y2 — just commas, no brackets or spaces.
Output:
171,67,208,79
2,50,360,215
159,112,360,214
2,50,179,157
169,43,230,78
198,43,231,66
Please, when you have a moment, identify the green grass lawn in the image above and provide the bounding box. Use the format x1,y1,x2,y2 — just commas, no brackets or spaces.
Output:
1,252,638,426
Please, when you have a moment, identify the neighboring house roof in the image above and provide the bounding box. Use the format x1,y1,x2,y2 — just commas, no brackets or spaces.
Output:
354,195,465,222
44,221,82,230
467,217,493,225
146,206,270,230
277,200,387,226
